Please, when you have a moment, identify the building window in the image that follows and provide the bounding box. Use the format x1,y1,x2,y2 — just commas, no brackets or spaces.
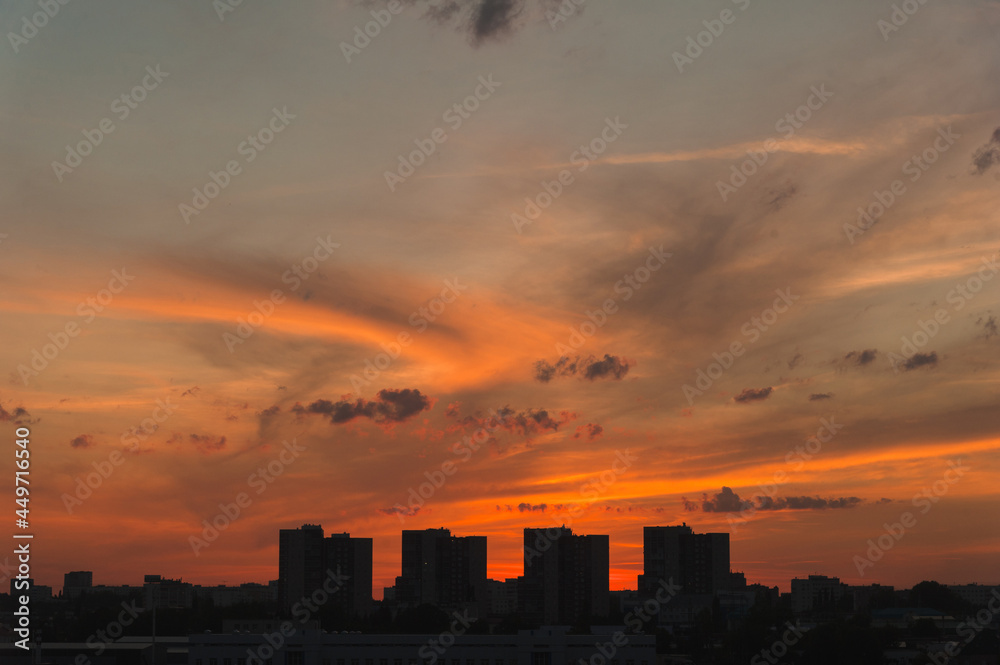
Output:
210,659,218,665
287,653,305,665
225,660,233,665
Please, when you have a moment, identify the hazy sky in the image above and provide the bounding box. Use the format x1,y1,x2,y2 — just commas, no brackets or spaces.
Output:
2,0,1000,596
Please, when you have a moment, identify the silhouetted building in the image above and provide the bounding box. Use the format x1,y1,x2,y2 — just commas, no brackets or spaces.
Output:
278,524,372,617
791,574,844,614
520,526,610,625
190,626,655,665
396,528,488,617
488,578,519,616
638,524,729,598
325,531,373,616
192,581,278,607
848,583,895,612
63,570,93,599
279,524,325,612
948,583,1000,608
143,575,193,609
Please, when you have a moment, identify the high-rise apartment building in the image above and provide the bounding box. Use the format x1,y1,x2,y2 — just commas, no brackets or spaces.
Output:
396,528,488,617
278,524,372,616
520,526,610,625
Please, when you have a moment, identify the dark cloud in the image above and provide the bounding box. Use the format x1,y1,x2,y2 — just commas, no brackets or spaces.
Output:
396,0,543,45
903,352,938,371
451,404,574,436
189,434,226,453
180,386,200,398
497,503,554,512
292,388,432,425
971,127,1000,174
70,434,94,449
733,387,773,403
392,0,578,45
759,495,863,510
378,505,420,518
686,487,864,513
764,181,797,210
534,354,631,382
533,356,578,382
809,393,834,401
584,354,631,380
787,353,803,369
683,486,749,513
845,349,877,366
0,404,36,425
573,423,604,440
976,315,998,340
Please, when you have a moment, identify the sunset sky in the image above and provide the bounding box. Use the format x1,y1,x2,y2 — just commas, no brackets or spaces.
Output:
2,0,1000,597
